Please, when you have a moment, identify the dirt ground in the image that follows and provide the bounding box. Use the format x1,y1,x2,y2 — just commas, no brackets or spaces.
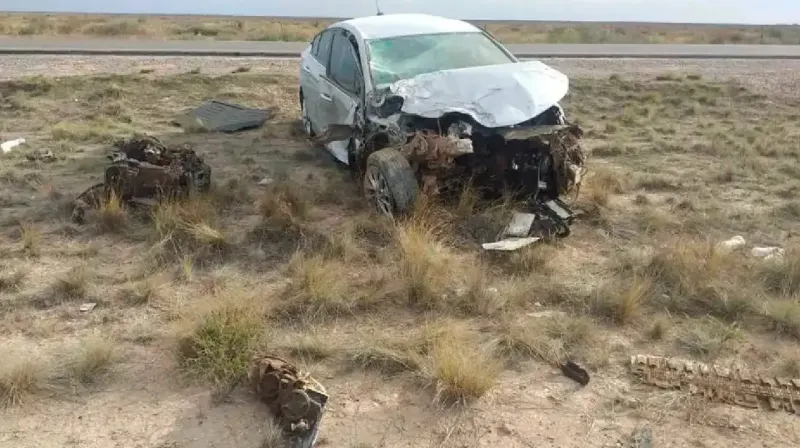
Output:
1,59,800,448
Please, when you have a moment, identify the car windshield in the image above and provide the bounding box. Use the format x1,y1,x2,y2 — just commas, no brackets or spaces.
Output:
366,32,515,86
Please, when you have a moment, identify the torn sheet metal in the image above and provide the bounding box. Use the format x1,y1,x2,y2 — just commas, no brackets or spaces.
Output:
389,61,569,128
174,100,273,133
481,237,541,251
503,212,536,238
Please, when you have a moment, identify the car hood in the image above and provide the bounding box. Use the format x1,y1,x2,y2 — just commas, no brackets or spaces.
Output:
387,61,569,129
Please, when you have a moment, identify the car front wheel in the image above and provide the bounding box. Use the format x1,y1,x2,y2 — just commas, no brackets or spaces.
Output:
363,148,419,218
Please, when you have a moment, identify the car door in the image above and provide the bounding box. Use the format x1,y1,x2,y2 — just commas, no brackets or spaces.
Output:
300,29,334,133
317,28,364,164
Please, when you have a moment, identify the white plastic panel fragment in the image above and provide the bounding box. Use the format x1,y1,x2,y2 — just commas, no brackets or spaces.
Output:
389,61,569,128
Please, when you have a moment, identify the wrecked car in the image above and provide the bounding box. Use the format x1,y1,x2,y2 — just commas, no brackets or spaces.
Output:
72,135,212,223
299,13,586,237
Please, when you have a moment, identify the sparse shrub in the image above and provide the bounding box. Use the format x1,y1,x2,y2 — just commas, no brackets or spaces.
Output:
678,318,740,360
120,280,159,306
592,276,652,324
177,303,262,388
0,269,27,292
760,248,800,297
349,343,422,375
394,216,454,308
280,251,357,319
96,190,127,233
65,336,115,385
19,222,40,256
424,324,502,405
0,355,46,408
151,195,229,261
647,316,671,340
764,300,800,339
585,166,627,206
55,265,90,300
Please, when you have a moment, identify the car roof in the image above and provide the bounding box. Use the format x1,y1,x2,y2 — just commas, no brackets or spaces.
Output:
335,13,481,40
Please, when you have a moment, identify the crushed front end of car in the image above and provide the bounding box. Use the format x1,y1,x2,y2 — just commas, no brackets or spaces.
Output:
352,60,587,240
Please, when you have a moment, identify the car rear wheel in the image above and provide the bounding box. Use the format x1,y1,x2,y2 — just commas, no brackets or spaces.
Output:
363,148,419,218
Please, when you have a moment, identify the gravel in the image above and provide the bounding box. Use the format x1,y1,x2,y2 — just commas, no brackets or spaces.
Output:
0,55,798,99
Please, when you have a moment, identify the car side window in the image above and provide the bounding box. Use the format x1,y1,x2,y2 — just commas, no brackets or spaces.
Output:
328,31,362,95
310,34,321,57
315,30,334,67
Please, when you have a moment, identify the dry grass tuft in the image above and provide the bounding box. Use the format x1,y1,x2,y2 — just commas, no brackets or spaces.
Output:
592,276,652,324
19,222,41,257
349,339,423,375
764,300,800,339
423,323,502,405
505,244,554,276
120,279,160,306
677,317,740,360
759,247,800,297
177,300,263,388
64,336,116,385
584,166,627,206
647,316,671,340
280,251,360,319
642,241,752,321
96,190,127,233
393,207,455,308
0,269,27,292
0,354,46,408
151,194,229,261
55,265,90,300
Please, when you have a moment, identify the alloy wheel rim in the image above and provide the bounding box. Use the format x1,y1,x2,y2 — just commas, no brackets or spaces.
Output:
364,166,393,217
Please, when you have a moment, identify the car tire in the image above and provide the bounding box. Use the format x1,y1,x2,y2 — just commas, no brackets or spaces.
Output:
363,148,419,217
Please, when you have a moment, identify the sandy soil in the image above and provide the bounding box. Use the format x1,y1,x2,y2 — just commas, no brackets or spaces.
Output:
1,58,799,448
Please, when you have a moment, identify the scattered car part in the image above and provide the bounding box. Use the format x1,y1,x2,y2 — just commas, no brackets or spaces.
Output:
630,355,800,414
561,360,590,386
71,135,212,224
720,235,746,251
173,100,274,133
751,246,785,261
481,237,541,251
1,137,25,154
248,355,329,448
629,427,653,448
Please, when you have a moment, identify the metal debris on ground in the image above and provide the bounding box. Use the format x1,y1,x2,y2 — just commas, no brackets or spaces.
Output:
561,360,590,386
481,237,541,251
630,354,800,414
79,302,97,312
1,137,25,154
173,100,274,133
751,246,785,261
25,149,56,163
71,134,212,224
629,427,653,448
719,235,746,251
248,355,328,448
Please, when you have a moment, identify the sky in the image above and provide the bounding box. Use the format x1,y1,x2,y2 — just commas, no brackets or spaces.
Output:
0,0,797,25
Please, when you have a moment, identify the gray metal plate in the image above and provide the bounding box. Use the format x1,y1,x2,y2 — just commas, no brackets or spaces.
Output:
175,100,273,133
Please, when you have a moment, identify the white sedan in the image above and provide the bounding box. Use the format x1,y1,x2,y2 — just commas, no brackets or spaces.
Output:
298,13,583,233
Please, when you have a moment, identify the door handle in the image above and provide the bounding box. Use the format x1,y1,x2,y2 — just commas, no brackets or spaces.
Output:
320,93,333,102
302,65,311,73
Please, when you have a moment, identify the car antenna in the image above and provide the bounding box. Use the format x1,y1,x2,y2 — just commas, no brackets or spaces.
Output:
375,0,384,15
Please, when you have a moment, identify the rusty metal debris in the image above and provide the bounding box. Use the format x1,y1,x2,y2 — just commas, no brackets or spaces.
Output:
561,360,590,386
248,355,328,448
71,134,211,224
630,355,800,414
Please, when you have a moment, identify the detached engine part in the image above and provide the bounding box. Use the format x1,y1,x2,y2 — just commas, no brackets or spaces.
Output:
71,134,212,223
248,355,329,448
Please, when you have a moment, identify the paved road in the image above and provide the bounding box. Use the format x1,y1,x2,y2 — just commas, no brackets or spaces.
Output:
0,37,799,59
